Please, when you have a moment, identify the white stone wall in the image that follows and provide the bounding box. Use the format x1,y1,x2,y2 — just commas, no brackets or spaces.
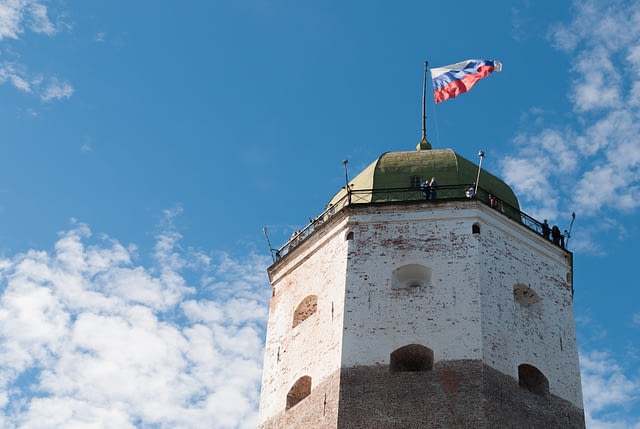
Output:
477,207,583,408
258,217,349,423
340,203,484,366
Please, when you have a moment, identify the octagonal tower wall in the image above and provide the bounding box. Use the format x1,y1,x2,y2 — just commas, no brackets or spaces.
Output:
340,201,484,366
476,205,583,407
258,215,350,428
259,198,584,428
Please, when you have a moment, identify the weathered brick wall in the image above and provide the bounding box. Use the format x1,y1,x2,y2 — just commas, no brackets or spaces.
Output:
482,364,585,429
337,360,485,428
336,361,584,429
260,369,341,429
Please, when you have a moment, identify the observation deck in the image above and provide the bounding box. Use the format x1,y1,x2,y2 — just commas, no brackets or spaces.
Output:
272,183,569,263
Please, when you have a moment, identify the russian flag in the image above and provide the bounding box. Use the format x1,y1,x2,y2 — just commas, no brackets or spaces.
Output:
430,59,502,104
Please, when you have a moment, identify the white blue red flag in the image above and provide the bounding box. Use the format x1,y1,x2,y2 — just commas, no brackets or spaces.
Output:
430,59,502,103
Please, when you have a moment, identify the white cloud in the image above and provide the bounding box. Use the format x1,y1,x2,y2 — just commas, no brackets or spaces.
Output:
0,218,271,428
26,2,55,36
571,47,621,112
40,78,74,102
580,350,640,429
7,72,30,91
0,63,32,92
0,0,56,40
0,1,72,102
501,0,640,248
0,0,27,40
1,64,75,102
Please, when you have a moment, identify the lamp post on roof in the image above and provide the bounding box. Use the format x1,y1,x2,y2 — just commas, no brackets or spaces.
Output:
475,150,485,195
343,159,351,204
262,227,276,263
565,212,576,248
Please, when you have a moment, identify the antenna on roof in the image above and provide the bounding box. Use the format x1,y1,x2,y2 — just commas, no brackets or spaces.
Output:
417,60,432,151
263,227,277,263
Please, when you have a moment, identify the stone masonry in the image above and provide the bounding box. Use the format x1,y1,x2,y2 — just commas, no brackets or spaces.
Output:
258,200,585,428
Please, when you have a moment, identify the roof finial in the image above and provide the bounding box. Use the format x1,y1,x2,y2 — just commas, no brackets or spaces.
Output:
417,60,432,151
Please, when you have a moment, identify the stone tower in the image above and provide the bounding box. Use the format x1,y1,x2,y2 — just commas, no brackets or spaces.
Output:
258,148,585,428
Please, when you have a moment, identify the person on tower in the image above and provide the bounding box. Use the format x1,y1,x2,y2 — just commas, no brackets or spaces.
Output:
429,177,438,200
551,225,561,246
466,184,475,198
541,219,551,240
421,178,431,200
489,194,498,208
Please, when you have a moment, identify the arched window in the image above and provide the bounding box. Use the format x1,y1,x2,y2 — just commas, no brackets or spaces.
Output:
292,295,318,328
346,231,354,240
390,344,434,373
392,264,432,289
518,364,549,396
286,376,312,410
472,223,481,234
513,283,541,307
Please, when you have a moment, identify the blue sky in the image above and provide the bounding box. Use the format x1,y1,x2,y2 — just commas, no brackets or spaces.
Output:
0,1,639,428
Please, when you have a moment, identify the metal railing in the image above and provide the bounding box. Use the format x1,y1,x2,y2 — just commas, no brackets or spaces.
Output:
273,184,565,262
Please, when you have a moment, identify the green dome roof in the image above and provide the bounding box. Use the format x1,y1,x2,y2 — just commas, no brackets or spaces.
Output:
329,148,520,210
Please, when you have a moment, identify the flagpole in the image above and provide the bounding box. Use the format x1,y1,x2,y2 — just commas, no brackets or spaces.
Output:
417,60,432,150
422,60,427,141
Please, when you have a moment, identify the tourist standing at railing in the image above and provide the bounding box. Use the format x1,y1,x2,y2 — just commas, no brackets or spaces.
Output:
466,184,475,198
429,177,438,200
542,220,551,240
421,179,431,200
551,225,561,246
489,194,498,208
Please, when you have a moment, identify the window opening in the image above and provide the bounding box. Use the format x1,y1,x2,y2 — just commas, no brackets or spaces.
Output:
292,295,318,328
518,364,549,396
392,264,432,289
513,284,541,307
390,344,434,372
286,376,312,410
